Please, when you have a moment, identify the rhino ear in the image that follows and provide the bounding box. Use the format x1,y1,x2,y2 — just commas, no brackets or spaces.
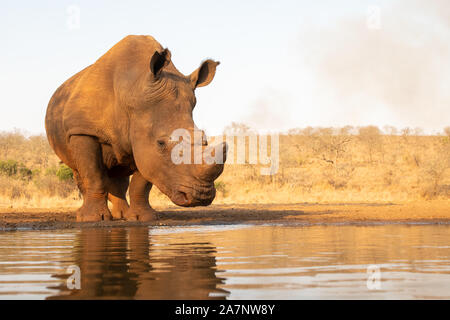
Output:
190,60,220,88
150,48,171,77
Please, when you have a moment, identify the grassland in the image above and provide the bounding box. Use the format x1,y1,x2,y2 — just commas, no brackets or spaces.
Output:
0,125,449,210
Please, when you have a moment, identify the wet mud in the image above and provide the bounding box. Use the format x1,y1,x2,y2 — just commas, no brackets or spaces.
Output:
0,201,449,231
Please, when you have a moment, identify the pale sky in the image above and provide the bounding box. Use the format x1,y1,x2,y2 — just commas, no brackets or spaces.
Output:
1,0,448,135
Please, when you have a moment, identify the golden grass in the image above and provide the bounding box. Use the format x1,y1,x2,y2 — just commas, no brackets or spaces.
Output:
0,127,449,209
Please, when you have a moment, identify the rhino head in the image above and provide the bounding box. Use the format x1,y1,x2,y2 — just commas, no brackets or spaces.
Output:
128,48,227,207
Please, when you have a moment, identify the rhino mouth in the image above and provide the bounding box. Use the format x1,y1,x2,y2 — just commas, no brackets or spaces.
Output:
171,183,216,207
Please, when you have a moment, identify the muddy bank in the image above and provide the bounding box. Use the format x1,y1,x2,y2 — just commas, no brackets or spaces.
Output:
0,201,449,231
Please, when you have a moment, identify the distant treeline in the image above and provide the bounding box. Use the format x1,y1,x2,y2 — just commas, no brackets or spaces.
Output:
223,122,450,137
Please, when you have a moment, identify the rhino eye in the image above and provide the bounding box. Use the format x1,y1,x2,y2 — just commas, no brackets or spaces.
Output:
157,140,166,149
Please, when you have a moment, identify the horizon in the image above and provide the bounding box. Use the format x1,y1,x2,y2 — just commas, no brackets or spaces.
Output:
2,123,449,138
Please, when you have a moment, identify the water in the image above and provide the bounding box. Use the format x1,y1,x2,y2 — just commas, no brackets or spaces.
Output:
0,224,449,299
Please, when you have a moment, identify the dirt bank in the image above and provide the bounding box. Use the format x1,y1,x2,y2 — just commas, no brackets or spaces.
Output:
0,201,449,231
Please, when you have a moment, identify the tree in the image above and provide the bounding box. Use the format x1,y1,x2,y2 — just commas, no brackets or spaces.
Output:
444,126,450,137
383,125,398,136
223,122,252,135
311,127,354,188
312,127,352,167
0,130,26,159
28,135,53,169
401,126,425,167
358,126,382,163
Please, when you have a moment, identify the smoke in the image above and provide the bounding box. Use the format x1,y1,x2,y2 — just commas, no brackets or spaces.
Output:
243,89,293,133
298,0,450,131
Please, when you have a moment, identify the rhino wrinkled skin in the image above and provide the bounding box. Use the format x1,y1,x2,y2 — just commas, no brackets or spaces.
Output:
45,35,227,222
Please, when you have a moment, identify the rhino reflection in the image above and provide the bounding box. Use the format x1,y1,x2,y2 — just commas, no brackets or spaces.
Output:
48,227,228,299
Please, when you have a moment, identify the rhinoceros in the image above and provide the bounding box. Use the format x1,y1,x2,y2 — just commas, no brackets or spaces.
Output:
45,35,227,222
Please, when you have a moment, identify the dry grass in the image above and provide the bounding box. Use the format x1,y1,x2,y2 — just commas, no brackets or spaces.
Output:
212,125,450,204
0,126,449,209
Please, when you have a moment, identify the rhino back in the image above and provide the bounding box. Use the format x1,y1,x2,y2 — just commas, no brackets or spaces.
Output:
46,35,164,165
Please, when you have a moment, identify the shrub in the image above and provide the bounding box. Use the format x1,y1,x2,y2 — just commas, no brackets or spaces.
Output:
0,160,32,180
0,160,18,176
18,165,33,180
56,164,73,181
214,181,228,197
32,168,41,177
45,166,58,176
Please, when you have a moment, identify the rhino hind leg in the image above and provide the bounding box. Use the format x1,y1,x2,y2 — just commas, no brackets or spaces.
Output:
126,171,158,222
107,176,130,220
69,135,112,222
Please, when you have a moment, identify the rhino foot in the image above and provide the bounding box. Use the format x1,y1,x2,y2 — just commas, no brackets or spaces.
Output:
76,203,112,222
110,200,130,220
124,207,158,222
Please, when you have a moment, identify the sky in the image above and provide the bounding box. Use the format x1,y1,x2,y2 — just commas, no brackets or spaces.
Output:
0,0,449,135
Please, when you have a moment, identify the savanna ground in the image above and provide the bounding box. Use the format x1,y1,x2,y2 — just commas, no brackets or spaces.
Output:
0,124,449,229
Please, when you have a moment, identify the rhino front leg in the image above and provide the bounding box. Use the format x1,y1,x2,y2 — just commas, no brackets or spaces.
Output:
69,135,112,222
126,171,158,222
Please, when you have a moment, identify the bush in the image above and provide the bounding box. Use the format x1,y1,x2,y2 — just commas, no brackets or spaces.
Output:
0,160,18,176
214,181,228,197
32,168,41,177
18,166,33,180
56,164,73,181
0,160,33,180
44,166,58,176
